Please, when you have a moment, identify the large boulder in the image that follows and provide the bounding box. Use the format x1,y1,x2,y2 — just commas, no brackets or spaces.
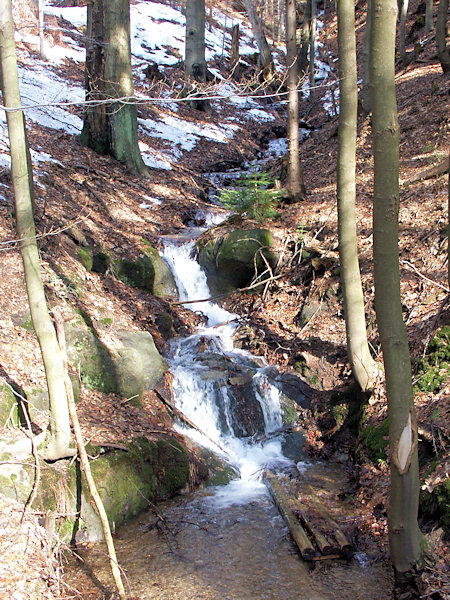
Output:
197,228,276,294
65,322,167,405
0,434,197,543
116,244,177,298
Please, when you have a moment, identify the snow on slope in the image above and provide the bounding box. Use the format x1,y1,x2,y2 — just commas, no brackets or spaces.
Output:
0,0,276,174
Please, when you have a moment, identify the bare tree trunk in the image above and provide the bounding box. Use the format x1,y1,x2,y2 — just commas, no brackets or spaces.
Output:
398,0,409,65
337,0,377,391
285,0,306,201
244,0,274,78
298,0,311,79
369,0,423,572
361,0,372,113
436,0,450,73
230,23,240,71
309,0,316,99
37,0,48,60
80,0,148,176
425,0,433,32
0,0,74,461
185,0,206,82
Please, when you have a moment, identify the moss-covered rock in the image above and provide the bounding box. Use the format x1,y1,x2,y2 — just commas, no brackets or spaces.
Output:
359,418,389,464
0,435,194,543
116,245,177,299
114,330,167,404
65,324,117,394
64,323,167,403
197,228,275,294
0,382,21,427
78,247,93,272
142,242,178,298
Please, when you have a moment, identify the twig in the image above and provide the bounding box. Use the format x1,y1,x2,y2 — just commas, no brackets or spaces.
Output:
401,260,450,293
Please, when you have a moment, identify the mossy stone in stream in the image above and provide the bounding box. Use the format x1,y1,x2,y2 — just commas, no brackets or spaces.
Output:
116,245,177,299
197,228,275,294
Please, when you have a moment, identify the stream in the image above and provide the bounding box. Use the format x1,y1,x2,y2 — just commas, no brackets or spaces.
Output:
69,224,393,599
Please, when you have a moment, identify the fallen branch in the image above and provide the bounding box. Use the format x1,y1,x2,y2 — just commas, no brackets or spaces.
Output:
170,272,285,306
401,155,449,186
401,260,450,293
54,312,128,600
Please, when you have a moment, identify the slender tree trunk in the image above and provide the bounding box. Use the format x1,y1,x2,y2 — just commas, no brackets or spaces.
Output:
185,0,206,82
185,0,210,111
309,0,316,98
361,0,372,113
244,0,274,78
398,0,409,65
0,0,73,461
298,0,311,79
425,0,433,32
230,23,240,71
436,0,450,73
337,0,377,391
80,0,147,176
369,0,423,572
285,0,306,201
38,0,48,61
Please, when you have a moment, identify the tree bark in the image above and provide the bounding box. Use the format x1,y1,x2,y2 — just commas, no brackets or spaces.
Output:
244,0,274,78
398,0,409,65
369,0,423,572
185,0,207,82
425,0,433,32
298,0,311,79
80,0,147,176
285,0,306,201
309,0,316,99
38,0,48,61
436,0,450,73
337,0,377,391
0,0,74,461
361,0,372,113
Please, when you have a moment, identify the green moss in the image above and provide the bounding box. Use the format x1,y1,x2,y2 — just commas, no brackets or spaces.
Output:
359,418,389,464
116,256,155,291
78,248,93,272
21,312,34,332
99,317,113,327
281,397,299,426
414,327,449,393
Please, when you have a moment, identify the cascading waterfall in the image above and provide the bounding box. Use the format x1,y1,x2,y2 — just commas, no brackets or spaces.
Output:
161,239,290,504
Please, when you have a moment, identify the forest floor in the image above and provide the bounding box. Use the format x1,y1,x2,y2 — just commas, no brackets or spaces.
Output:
0,0,449,598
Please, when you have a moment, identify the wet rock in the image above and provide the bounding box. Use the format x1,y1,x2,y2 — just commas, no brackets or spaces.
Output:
197,228,276,294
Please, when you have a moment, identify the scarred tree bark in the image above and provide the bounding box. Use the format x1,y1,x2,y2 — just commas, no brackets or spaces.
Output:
80,0,147,176
285,0,306,201
0,0,74,461
337,0,376,391
370,0,423,572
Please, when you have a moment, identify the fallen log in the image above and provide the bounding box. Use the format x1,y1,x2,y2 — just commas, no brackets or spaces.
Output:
295,468,354,558
264,471,316,560
293,502,338,556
